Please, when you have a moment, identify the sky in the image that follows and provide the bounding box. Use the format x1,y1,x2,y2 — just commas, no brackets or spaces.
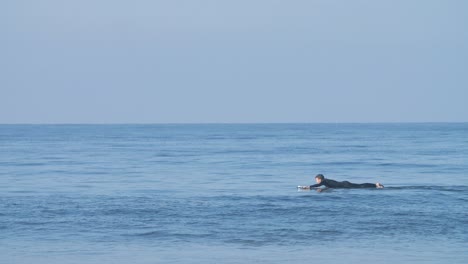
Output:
1,0,467,123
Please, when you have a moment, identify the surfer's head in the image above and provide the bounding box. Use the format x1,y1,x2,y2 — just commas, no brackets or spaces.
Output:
315,174,325,183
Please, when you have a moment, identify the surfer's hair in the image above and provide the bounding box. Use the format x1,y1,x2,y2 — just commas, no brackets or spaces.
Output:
315,174,325,180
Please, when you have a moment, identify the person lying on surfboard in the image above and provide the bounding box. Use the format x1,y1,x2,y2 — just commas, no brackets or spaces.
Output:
298,174,384,189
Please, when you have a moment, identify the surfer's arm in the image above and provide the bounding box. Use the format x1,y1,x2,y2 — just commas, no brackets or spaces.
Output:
298,183,323,189
316,187,330,192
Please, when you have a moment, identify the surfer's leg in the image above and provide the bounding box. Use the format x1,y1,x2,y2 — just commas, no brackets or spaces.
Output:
341,181,384,188
340,181,356,188
337,181,383,188
354,183,383,188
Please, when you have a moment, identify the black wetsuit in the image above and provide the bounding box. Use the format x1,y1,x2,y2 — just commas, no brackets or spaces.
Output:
310,179,376,189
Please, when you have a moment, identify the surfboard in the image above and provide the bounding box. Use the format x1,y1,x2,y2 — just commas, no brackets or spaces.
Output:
297,186,330,192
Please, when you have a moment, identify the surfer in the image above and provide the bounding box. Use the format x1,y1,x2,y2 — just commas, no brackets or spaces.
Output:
298,174,384,190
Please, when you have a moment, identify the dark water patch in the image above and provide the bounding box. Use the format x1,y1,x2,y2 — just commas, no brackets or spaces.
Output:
8,162,47,167
130,230,169,237
128,230,214,242
223,238,269,247
377,162,440,168
6,190,40,194
14,220,54,226
315,161,366,166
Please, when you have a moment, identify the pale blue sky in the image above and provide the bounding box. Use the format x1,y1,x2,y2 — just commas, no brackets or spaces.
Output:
1,0,467,123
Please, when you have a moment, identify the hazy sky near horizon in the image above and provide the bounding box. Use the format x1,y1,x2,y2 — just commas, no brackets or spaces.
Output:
1,0,467,123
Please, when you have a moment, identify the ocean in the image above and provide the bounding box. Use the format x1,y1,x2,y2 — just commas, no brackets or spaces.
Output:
1,123,467,264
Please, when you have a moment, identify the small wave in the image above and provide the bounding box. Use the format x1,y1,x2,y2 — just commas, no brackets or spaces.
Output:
377,162,439,168
5,162,46,167
223,238,267,246
15,220,53,226
130,230,213,240
385,186,468,192
131,230,168,237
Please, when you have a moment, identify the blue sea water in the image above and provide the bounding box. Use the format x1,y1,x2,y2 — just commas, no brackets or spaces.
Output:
0,123,467,264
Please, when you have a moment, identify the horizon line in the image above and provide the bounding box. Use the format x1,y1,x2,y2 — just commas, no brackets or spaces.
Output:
1,121,467,125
